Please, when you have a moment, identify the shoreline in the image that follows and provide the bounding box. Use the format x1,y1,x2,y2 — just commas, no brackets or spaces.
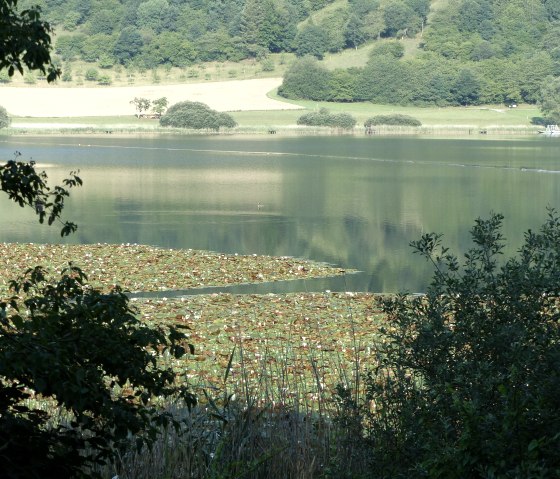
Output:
3,123,541,137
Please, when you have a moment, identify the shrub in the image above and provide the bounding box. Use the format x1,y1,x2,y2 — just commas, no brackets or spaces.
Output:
340,211,560,478
364,114,421,127
61,68,72,82
369,41,405,59
0,106,10,128
98,74,112,85
84,68,99,81
160,101,237,130
260,57,275,72
0,70,11,83
297,108,357,129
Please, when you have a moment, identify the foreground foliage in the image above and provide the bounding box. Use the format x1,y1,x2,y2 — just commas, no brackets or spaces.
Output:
0,158,198,478
1,266,195,478
0,0,59,81
345,212,560,478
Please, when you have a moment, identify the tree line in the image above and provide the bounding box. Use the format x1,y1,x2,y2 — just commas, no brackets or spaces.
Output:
279,47,553,107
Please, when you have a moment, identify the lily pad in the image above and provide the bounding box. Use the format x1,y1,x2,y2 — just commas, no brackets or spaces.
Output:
0,243,353,294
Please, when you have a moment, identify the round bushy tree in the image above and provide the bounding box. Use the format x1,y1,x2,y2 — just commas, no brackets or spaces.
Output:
278,56,331,101
160,101,237,130
0,105,10,128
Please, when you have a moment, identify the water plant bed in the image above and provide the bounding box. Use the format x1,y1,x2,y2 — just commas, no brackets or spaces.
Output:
0,243,351,294
134,292,384,399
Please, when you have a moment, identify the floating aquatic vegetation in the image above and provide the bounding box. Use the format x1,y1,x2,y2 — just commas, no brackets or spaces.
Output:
0,243,352,294
133,292,384,397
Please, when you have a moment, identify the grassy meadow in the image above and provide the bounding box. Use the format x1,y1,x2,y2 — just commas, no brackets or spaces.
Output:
10,97,541,135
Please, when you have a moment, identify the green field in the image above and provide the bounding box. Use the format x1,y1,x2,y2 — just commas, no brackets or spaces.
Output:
10,98,541,135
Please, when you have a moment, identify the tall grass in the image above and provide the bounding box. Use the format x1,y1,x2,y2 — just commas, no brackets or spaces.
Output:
93,294,375,479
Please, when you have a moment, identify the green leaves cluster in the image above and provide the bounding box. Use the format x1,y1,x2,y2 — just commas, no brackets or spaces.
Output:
280,48,554,106
160,101,237,131
0,154,81,237
297,108,357,129
0,0,60,81
344,211,560,477
538,75,560,124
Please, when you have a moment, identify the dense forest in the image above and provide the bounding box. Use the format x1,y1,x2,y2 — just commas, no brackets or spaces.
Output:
27,0,338,67
21,0,560,107
279,0,560,106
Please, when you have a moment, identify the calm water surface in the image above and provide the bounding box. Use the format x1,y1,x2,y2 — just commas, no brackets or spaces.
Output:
0,134,558,293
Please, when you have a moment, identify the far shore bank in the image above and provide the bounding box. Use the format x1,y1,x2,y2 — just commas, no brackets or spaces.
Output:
0,80,545,137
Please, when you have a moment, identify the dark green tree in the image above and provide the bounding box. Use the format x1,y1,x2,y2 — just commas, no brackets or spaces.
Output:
114,26,144,64
239,0,295,53
86,8,121,35
278,56,332,101
538,75,560,124
328,68,360,102
55,34,87,61
382,0,419,37
295,22,329,59
151,96,169,117
452,68,481,105
344,13,368,49
160,101,237,130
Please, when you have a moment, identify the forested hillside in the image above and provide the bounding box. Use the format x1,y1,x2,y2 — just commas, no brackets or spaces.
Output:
15,0,560,108
279,0,560,107
24,0,339,67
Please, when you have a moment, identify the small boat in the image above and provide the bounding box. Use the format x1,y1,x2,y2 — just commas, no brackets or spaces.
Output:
538,125,560,136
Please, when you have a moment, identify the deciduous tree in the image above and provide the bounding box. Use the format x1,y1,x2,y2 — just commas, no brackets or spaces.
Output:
130,96,151,117
538,75,560,123
0,0,60,81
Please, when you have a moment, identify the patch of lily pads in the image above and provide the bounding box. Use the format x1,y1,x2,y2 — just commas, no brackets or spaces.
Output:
134,292,385,398
0,242,378,401
0,243,353,294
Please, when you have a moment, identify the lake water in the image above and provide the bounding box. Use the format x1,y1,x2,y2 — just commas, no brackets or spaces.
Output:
0,134,559,293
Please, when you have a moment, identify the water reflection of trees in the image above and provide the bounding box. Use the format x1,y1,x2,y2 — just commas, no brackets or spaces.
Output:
1,138,559,292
